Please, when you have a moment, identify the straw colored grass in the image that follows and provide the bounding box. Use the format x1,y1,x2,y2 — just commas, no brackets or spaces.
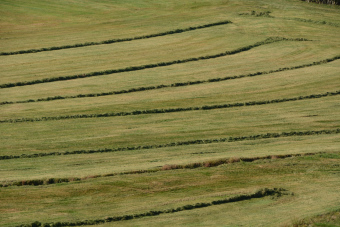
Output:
0,0,339,226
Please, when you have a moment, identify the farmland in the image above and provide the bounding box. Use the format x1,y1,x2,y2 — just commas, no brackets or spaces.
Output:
0,0,339,226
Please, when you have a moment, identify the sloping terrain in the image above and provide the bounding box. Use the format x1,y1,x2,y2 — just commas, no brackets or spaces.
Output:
0,0,339,226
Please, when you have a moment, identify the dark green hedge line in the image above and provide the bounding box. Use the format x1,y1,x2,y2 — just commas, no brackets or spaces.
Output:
1,90,338,124
0,20,232,56
1,128,338,161
2,55,338,106
15,188,288,227
0,152,322,188
0,37,310,89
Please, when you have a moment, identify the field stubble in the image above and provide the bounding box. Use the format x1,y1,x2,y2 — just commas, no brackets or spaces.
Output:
0,0,339,226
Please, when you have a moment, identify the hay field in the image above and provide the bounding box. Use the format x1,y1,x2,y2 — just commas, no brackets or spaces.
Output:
0,0,339,226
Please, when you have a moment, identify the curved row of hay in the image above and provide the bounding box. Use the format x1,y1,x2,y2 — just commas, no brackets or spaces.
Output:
0,0,339,226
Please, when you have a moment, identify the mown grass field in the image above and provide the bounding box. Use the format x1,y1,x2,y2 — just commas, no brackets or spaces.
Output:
0,0,339,226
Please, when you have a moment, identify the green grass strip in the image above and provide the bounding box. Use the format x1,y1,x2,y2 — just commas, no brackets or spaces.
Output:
1,55,338,106
15,188,289,227
0,152,324,188
1,128,338,160
0,20,232,56
1,90,338,124
0,37,310,89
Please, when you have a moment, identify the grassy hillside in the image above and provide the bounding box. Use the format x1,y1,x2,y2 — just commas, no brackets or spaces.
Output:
0,0,339,226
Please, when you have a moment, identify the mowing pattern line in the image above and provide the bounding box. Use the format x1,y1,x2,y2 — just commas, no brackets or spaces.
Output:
1,55,338,106
284,17,340,27
300,0,340,5
1,128,338,160
1,90,338,123
0,20,232,56
239,10,340,27
0,152,325,188
15,188,289,227
0,37,310,89
239,11,273,17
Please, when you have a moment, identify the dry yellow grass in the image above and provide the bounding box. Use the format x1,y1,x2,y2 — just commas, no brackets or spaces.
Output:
0,0,339,226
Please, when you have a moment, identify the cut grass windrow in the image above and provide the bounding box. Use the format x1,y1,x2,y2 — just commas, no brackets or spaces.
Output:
239,11,273,17
239,10,340,27
15,188,289,227
300,0,340,5
1,55,338,106
284,17,340,27
1,90,338,123
1,128,338,160
0,152,325,188
0,20,232,56
0,37,310,89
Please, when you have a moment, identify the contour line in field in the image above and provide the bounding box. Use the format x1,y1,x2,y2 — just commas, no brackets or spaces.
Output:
1,90,338,123
0,37,310,89
1,55,338,106
0,20,232,56
1,128,338,160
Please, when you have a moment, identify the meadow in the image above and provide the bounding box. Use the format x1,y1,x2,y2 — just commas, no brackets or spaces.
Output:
0,0,339,226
